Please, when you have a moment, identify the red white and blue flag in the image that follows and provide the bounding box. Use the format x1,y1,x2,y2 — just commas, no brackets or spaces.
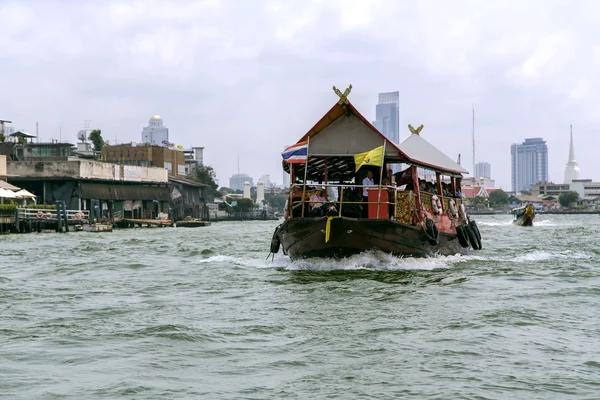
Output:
281,141,308,164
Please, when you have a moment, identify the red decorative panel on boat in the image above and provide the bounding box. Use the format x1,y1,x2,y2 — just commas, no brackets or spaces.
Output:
367,188,388,219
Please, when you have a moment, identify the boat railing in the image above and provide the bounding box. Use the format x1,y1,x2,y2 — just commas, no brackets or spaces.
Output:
289,183,400,219
288,183,465,221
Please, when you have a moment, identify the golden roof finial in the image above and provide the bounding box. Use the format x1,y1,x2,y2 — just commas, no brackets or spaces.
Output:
332,84,352,105
408,124,424,135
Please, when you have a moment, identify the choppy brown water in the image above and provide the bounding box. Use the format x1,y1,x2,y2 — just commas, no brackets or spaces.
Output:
2,215,600,399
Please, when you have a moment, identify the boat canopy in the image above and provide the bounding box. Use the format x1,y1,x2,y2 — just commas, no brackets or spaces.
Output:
283,92,469,181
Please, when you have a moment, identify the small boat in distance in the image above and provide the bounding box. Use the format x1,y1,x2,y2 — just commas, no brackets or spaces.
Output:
512,204,535,226
269,85,483,260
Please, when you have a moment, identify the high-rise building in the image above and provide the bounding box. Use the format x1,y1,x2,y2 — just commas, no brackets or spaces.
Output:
373,91,399,143
474,162,491,179
563,125,581,184
258,174,273,188
141,114,169,146
511,138,549,192
229,173,253,191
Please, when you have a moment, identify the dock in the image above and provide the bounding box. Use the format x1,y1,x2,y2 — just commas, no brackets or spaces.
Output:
119,218,174,228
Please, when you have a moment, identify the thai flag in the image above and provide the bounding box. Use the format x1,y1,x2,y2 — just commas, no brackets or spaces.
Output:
281,141,308,164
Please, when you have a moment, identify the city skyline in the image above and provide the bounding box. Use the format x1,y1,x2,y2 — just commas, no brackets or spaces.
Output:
2,1,600,190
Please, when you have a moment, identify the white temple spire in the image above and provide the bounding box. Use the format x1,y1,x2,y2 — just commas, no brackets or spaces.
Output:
568,124,576,162
563,124,581,184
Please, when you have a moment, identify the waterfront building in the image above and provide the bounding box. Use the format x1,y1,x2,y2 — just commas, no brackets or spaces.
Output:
474,162,491,179
563,125,581,184
230,173,253,191
372,91,400,144
6,159,171,218
141,114,170,146
511,138,549,192
102,143,186,177
183,147,204,175
0,155,7,181
0,130,74,162
532,180,600,199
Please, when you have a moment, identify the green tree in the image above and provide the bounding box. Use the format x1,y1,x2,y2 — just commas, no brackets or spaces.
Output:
89,129,104,152
219,187,236,196
265,192,287,212
188,165,218,189
468,196,488,210
234,198,254,212
488,189,509,208
559,191,579,207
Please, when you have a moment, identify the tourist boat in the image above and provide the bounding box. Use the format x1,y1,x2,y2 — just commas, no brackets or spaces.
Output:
512,204,535,226
269,85,482,260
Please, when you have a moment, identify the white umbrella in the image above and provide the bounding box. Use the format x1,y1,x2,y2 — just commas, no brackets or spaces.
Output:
0,181,20,191
14,189,36,199
0,188,17,198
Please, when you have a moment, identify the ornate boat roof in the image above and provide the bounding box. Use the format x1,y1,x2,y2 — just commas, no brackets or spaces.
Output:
283,86,469,179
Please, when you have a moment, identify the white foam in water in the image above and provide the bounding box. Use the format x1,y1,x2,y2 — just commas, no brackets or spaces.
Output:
512,249,593,263
535,219,557,226
268,251,471,271
197,255,237,264
478,220,513,227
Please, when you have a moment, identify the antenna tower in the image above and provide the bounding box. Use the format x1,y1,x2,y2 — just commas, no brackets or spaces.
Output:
472,104,475,175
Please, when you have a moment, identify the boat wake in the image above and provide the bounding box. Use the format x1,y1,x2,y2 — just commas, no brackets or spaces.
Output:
272,251,470,271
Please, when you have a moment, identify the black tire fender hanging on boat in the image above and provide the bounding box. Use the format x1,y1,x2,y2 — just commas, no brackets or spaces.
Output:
424,218,439,246
270,225,281,254
469,220,482,247
465,224,481,250
455,225,470,248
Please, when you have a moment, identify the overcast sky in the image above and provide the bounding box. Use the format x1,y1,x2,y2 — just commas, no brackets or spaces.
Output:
2,0,598,189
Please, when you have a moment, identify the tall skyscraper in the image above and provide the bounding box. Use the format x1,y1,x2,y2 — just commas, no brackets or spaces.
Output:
475,162,491,178
563,125,581,184
373,91,399,143
511,138,549,192
141,114,169,146
229,173,253,191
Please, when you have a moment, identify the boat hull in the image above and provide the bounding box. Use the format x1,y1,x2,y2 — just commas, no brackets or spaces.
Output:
512,205,535,226
277,217,466,260
513,215,534,226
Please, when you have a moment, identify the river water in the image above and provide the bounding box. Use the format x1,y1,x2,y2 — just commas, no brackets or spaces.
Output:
1,215,600,399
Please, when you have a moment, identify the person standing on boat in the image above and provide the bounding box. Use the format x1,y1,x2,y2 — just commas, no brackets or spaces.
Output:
362,170,375,217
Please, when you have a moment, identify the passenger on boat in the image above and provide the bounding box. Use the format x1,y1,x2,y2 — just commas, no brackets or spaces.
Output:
290,186,306,217
309,187,329,217
386,167,394,185
341,187,362,218
441,182,451,197
362,170,375,217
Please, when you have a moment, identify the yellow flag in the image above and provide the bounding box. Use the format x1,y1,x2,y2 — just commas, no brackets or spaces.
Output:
354,145,384,172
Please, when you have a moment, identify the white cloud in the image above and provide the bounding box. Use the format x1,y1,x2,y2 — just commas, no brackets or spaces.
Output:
2,0,600,189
